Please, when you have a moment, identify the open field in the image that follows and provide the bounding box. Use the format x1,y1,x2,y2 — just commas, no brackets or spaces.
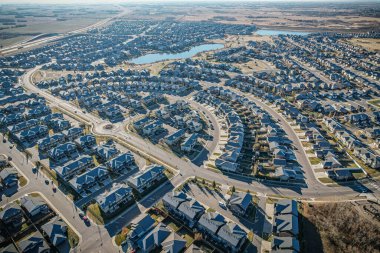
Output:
0,4,121,48
301,202,380,253
348,38,380,52
120,2,380,32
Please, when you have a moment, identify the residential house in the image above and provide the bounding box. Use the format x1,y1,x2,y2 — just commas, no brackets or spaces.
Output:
272,236,300,253
197,212,226,241
274,200,298,217
20,195,50,219
181,134,198,152
18,232,50,253
69,166,110,194
161,233,187,253
0,202,23,228
75,134,97,150
137,223,171,252
54,155,94,180
0,166,18,188
37,133,65,152
128,214,156,242
127,165,165,194
216,222,247,253
274,214,299,237
49,142,78,161
227,192,253,217
96,183,133,215
41,217,67,247
165,129,186,146
94,143,119,163
106,152,135,172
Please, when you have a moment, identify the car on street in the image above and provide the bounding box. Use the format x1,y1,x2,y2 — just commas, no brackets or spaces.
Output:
218,201,226,209
44,179,50,185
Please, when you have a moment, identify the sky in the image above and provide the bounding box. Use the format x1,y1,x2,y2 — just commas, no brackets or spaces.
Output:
1,0,379,4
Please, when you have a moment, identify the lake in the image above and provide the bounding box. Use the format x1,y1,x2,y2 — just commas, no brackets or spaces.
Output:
128,43,224,64
255,30,310,36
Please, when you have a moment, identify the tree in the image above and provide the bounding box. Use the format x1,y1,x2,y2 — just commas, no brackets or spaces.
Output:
231,185,236,193
202,179,206,185
212,180,216,188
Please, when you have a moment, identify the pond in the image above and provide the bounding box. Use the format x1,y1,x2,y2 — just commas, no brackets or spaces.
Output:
255,29,310,36
128,43,224,64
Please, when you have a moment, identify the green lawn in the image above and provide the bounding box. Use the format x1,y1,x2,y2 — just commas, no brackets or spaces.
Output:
368,99,380,108
19,176,27,187
68,226,80,248
86,203,104,225
309,157,322,165
319,177,335,184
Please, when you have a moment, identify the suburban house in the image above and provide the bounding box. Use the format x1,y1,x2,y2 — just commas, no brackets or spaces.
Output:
181,133,198,152
197,212,226,241
69,166,110,195
165,129,186,146
0,166,18,188
18,231,50,253
0,202,23,228
20,195,50,219
41,217,68,247
37,133,65,152
54,155,94,180
176,198,205,228
137,223,171,252
216,222,247,253
274,214,299,237
274,200,298,217
227,192,253,217
96,183,133,215
161,233,186,253
272,236,300,253
95,143,119,163
128,214,156,242
106,152,135,172
75,134,97,150
49,142,78,162
127,164,165,194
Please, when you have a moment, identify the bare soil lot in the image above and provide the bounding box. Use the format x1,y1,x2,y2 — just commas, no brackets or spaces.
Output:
301,201,380,253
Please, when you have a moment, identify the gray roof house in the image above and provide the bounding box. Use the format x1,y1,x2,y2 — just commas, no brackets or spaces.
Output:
227,192,252,217
41,217,67,246
127,164,165,194
216,222,247,253
274,200,298,217
20,195,50,219
96,183,133,215
161,233,187,253
272,236,300,253
274,214,299,237
177,198,205,228
18,231,50,253
137,223,171,252
128,214,156,242
197,212,226,239
0,202,23,227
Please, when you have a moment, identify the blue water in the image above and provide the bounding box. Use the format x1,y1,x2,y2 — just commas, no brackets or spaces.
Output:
255,30,310,36
128,43,224,64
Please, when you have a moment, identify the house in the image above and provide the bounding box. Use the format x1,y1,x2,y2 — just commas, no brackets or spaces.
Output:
143,120,163,136
18,231,50,253
54,155,94,180
134,117,151,130
161,233,187,253
49,142,78,161
137,223,171,252
0,166,18,188
274,214,299,237
69,166,110,194
128,214,156,242
75,134,97,150
197,212,226,241
272,236,300,252
216,222,247,253
274,200,298,217
176,198,205,228
181,134,198,152
94,143,119,162
15,125,48,143
127,165,165,194
165,129,186,146
162,191,189,211
227,192,253,217
41,217,67,246
0,202,23,227
37,133,65,152
62,127,83,141
96,183,133,215
20,195,50,219
106,152,135,172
